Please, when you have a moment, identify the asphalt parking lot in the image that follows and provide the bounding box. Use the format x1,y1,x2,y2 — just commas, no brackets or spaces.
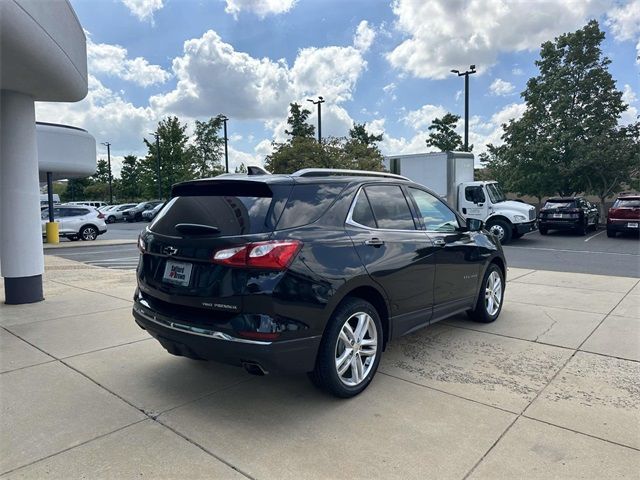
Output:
47,222,640,277
1,255,638,478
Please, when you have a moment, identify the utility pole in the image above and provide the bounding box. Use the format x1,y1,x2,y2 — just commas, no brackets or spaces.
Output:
450,65,476,152
101,142,113,204
307,96,325,143
149,133,162,199
218,114,229,173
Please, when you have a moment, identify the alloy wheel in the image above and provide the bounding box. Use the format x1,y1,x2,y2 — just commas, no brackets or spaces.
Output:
335,312,378,386
485,270,502,316
82,227,97,240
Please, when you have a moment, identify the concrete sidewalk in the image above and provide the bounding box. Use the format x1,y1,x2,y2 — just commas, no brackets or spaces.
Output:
1,257,638,479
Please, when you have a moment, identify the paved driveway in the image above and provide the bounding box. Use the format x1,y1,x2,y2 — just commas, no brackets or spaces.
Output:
1,257,638,478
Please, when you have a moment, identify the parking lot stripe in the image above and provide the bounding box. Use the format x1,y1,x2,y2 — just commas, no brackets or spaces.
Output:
506,246,639,257
584,230,606,242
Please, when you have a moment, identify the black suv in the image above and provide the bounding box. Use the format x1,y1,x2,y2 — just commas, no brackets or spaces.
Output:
133,169,506,397
538,197,600,235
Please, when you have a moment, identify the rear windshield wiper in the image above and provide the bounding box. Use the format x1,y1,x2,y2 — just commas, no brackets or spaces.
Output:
175,223,221,235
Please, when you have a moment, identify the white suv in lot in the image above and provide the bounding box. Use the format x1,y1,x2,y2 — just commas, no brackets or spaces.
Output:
41,205,107,241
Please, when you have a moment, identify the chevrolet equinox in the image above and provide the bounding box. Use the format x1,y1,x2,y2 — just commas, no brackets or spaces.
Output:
133,169,506,397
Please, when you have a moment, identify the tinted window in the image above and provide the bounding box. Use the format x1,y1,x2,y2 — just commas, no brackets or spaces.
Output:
151,183,291,236
409,188,459,232
277,184,345,230
365,185,415,230
614,198,640,207
351,190,377,228
544,200,575,209
465,186,485,203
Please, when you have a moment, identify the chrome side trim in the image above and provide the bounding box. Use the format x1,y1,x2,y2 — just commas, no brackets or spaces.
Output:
133,305,273,345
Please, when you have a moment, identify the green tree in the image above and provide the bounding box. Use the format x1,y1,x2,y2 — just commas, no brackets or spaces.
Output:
500,20,628,198
285,103,315,138
235,162,248,174
117,155,143,201
343,123,386,171
141,117,195,199
426,113,468,152
193,117,225,177
62,178,91,201
91,159,111,184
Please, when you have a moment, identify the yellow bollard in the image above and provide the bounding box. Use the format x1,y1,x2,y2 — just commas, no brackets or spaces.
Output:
46,221,59,244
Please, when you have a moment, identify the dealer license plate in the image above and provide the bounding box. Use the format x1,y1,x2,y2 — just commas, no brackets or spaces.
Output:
163,260,193,286
553,213,563,218
628,222,639,229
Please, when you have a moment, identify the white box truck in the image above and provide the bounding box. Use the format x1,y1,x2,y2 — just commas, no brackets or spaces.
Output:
384,151,537,244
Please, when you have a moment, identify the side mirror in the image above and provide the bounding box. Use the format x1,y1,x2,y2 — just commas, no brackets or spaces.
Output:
466,218,483,232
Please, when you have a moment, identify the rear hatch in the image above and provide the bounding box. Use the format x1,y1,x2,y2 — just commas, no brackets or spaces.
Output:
540,199,579,220
609,197,640,221
138,180,293,318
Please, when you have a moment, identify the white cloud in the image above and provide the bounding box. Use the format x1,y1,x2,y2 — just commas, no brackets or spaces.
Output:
387,0,614,79
489,78,515,96
403,104,447,130
621,83,639,124
87,36,170,87
121,0,163,22
383,82,397,100
512,67,524,75
354,20,376,51
224,0,297,18
606,0,640,40
151,25,369,122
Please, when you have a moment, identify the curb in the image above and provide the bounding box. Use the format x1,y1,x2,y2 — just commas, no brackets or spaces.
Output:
43,239,136,250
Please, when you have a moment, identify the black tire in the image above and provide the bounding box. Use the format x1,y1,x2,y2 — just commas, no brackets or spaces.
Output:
592,217,599,231
577,220,588,236
486,219,512,244
512,231,523,240
467,263,504,323
135,212,142,222
107,215,116,224
539,227,548,235
79,225,98,241
607,228,616,238
308,297,383,398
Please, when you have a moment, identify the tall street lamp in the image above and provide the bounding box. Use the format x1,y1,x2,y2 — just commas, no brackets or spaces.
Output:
149,133,162,199
307,96,325,143
101,141,113,204
218,114,229,173
451,65,476,152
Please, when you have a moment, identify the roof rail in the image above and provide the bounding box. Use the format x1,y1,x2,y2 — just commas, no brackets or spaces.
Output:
292,168,409,181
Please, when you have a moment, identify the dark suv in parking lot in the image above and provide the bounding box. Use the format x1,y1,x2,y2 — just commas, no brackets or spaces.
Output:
133,169,506,397
538,196,599,235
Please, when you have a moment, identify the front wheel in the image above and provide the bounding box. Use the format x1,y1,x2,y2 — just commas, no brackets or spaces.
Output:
487,219,512,244
467,264,504,323
106,215,116,224
539,227,548,235
309,298,382,398
80,225,98,241
607,228,616,238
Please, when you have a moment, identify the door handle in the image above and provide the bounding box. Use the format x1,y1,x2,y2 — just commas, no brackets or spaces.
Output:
433,239,446,247
365,238,384,247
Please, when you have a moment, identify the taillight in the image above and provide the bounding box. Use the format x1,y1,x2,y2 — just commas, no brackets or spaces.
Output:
138,235,146,253
97,212,105,219
213,240,302,270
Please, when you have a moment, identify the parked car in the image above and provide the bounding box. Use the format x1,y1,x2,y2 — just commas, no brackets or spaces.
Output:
66,200,109,209
142,202,164,221
538,197,599,235
133,169,507,398
103,203,137,223
123,201,163,222
607,195,640,237
41,205,107,241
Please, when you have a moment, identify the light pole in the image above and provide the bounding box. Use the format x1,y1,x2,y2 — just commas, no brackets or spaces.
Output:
218,114,229,173
451,65,476,152
307,96,325,143
101,141,113,204
149,133,162,199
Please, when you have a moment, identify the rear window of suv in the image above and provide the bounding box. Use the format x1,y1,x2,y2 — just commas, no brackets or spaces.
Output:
543,200,575,209
150,181,345,236
613,198,640,207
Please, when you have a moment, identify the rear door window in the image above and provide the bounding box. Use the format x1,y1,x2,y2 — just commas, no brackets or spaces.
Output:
276,183,345,230
151,182,292,237
351,190,377,228
364,185,416,230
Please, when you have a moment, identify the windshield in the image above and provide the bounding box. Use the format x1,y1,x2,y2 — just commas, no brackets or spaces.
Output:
486,183,506,203
544,201,575,209
135,202,147,208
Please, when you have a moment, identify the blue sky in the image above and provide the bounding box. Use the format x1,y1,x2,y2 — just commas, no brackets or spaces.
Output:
36,0,639,175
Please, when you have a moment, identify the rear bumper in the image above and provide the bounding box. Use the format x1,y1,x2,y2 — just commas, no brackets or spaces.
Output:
132,301,321,374
607,221,640,233
538,219,580,230
515,221,537,234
